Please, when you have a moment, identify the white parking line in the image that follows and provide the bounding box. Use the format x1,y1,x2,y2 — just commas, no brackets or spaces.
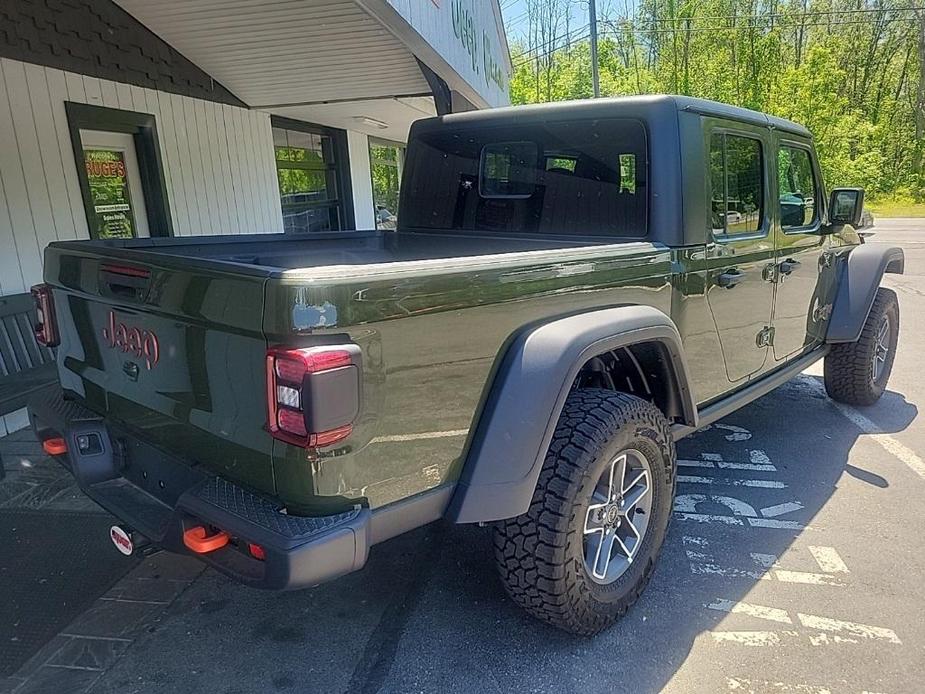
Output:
773,570,845,587
686,539,846,585
726,676,834,693
675,512,809,530
809,546,850,573
760,501,805,517
747,518,806,530
676,512,748,526
708,600,902,644
747,553,844,585
797,613,902,644
689,563,768,579
678,459,778,472
675,495,810,529
707,598,793,624
799,375,925,481
678,475,787,488
712,629,894,648
831,402,925,480
712,630,785,646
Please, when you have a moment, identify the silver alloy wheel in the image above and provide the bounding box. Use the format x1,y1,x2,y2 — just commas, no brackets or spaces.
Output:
583,449,653,584
872,314,891,382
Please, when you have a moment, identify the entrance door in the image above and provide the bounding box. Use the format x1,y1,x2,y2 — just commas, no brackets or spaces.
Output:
771,140,832,360
80,130,150,239
704,128,776,383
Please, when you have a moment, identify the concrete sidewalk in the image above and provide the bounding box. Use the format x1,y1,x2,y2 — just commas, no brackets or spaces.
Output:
0,429,202,693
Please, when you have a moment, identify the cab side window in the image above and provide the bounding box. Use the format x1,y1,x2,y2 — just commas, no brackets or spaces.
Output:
710,133,764,235
777,146,818,229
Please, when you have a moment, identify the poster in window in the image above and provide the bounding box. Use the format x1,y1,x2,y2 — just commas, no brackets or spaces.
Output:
84,149,136,239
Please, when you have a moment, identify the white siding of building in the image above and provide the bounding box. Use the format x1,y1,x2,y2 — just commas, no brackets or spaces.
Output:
0,56,283,298
347,130,376,230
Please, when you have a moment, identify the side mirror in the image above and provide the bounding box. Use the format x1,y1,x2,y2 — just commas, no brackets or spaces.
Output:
829,188,865,227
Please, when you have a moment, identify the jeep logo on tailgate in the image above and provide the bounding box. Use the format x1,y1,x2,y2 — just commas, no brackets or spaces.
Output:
102,310,160,370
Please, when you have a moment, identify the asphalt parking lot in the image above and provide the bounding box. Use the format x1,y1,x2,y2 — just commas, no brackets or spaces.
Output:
2,219,924,694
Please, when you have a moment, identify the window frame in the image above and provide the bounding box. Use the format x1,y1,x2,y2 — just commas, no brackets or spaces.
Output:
65,102,173,239
776,139,823,235
709,128,770,244
271,116,355,232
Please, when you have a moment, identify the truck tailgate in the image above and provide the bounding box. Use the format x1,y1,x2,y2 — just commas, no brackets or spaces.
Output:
45,246,275,496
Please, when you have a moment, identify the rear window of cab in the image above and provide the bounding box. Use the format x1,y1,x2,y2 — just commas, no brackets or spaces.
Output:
402,118,648,238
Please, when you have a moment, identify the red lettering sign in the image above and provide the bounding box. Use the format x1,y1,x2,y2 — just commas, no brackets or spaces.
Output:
102,310,160,370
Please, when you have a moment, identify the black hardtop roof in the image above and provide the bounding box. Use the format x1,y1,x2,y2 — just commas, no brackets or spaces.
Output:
424,94,811,139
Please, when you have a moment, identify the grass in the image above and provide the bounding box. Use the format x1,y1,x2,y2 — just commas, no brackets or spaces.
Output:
865,199,925,218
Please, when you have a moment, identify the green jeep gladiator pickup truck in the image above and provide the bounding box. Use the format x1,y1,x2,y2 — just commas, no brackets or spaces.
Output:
29,96,903,635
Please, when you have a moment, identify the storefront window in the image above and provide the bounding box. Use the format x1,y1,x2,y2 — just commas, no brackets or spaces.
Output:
274,126,343,233
369,140,404,230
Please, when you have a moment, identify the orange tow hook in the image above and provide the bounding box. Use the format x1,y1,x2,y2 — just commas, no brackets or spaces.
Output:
42,437,67,456
183,526,230,554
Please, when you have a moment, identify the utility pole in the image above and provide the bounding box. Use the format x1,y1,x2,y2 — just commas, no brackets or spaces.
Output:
589,0,600,97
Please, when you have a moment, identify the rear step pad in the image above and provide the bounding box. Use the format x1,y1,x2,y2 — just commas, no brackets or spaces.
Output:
180,476,362,549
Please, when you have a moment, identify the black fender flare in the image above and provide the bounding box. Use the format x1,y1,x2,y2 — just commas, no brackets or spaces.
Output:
446,305,696,524
826,243,904,343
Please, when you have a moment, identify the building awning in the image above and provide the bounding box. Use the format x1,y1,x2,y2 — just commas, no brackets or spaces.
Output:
114,0,511,141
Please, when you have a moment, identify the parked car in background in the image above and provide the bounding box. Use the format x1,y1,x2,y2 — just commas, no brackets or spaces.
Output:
375,205,397,230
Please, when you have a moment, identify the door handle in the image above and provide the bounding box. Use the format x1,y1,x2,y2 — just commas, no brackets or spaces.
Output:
717,269,745,288
779,258,802,275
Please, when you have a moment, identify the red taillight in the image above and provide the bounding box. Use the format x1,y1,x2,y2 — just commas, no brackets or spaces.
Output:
248,543,266,561
277,408,307,437
265,346,360,448
30,284,59,347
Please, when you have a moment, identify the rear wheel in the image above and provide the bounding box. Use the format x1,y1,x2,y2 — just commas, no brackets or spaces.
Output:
824,287,899,406
493,389,675,636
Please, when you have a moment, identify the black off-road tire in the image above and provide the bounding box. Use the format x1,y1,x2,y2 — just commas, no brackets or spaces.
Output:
493,389,676,636
824,287,899,406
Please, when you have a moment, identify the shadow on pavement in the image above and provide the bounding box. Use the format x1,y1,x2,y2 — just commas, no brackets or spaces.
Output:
83,374,919,694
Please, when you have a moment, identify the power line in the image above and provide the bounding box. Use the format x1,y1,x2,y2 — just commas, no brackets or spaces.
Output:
605,6,925,25
513,30,592,68
511,13,921,72
598,16,922,35
512,23,591,63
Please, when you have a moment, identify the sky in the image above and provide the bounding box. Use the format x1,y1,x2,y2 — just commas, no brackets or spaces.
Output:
500,0,638,43
500,0,587,42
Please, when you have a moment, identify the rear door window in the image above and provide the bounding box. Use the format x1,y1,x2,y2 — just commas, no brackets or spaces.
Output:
710,133,764,236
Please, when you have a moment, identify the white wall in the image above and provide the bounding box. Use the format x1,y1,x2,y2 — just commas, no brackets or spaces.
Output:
347,130,376,230
0,57,283,298
376,0,511,108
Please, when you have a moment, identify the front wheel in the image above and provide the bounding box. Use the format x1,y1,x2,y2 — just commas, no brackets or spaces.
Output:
824,287,899,406
493,389,676,636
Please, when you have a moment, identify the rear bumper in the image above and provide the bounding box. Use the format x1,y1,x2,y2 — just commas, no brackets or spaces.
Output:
28,387,370,590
